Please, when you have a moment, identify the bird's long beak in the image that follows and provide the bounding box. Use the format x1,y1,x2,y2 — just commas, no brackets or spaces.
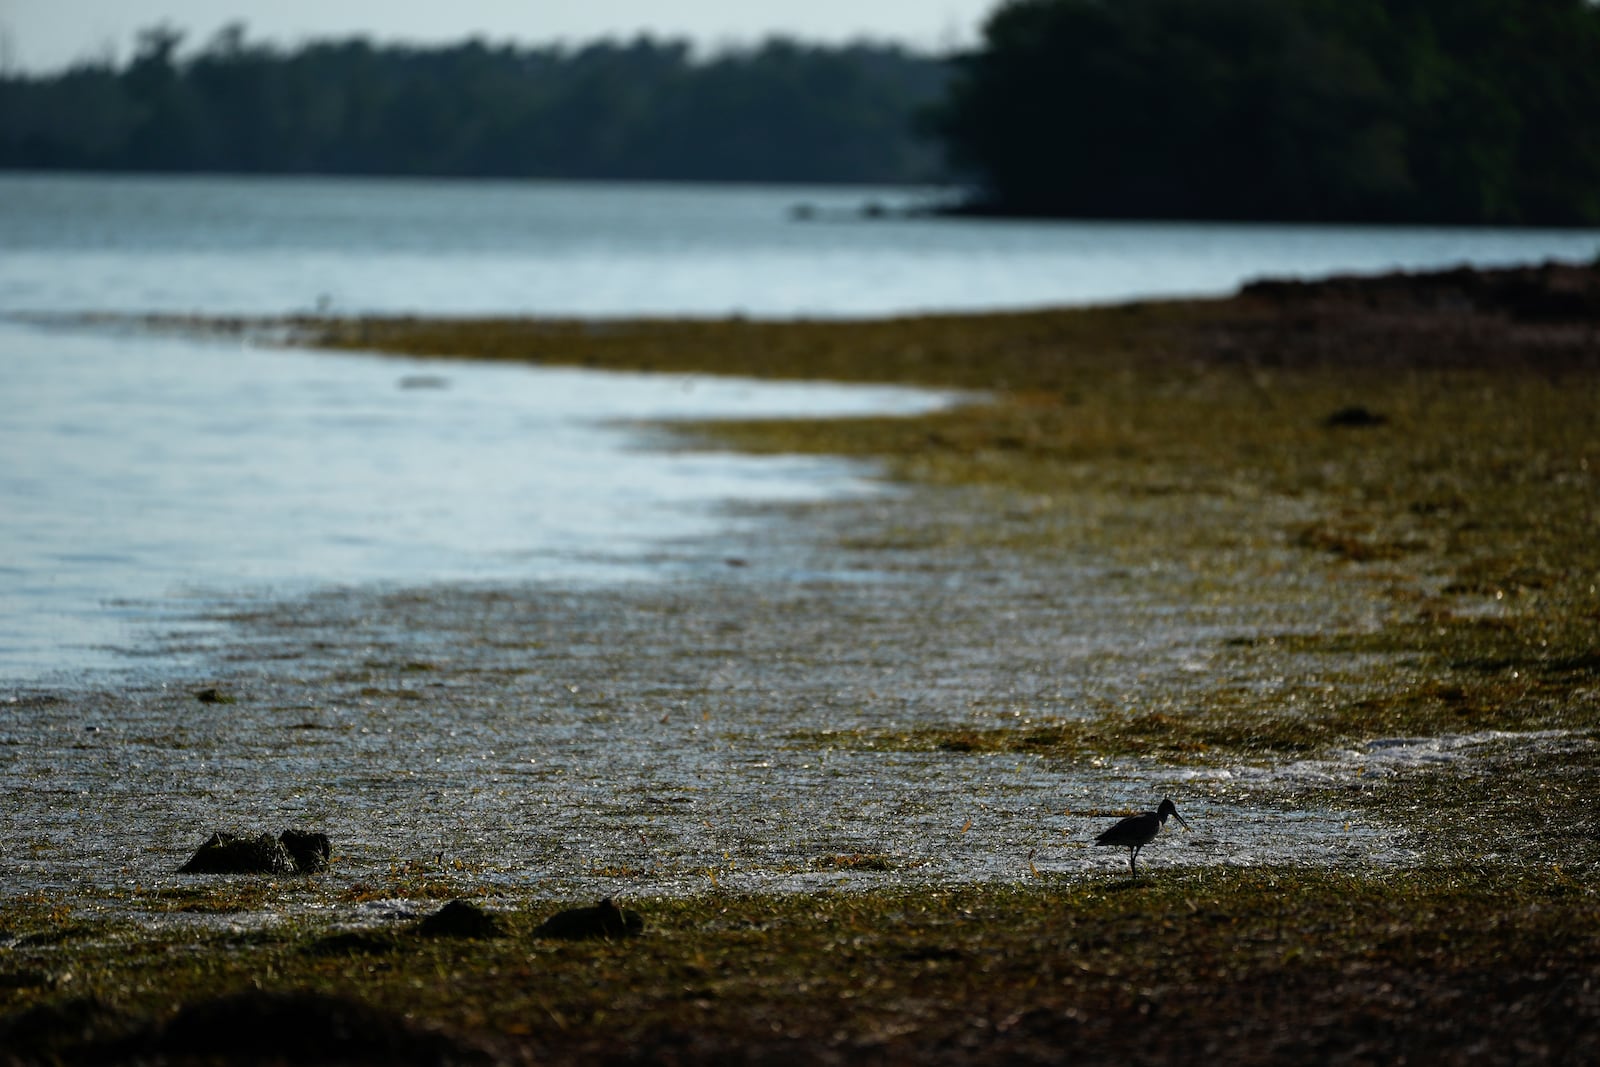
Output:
1173,811,1191,832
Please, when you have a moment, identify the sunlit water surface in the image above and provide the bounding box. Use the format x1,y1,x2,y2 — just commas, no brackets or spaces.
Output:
0,320,949,681
3,173,1596,317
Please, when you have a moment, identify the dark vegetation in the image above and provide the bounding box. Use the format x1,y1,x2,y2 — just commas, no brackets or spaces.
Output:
0,25,947,183
4,870,1597,1065
931,0,1600,224
7,1,1600,224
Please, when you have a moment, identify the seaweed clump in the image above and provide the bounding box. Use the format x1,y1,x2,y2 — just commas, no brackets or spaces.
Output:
178,830,330,875
534,898,644,941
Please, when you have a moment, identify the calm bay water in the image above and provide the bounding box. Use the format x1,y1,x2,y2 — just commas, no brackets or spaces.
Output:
3,172,1596,317
1,172,1596,683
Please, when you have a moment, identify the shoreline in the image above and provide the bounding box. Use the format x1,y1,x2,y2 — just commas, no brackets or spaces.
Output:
4,260,1598,1063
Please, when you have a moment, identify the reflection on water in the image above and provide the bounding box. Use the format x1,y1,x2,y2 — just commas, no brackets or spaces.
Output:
0,320,952,682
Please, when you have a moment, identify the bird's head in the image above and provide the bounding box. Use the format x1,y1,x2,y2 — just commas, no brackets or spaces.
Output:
1157,796,1191,831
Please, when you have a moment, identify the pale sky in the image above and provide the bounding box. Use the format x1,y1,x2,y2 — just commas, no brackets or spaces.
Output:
0,1,998,72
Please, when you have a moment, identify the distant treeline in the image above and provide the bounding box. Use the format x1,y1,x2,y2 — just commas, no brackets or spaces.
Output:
6,2,1600,226
0,25,948,184
932,0,1600,225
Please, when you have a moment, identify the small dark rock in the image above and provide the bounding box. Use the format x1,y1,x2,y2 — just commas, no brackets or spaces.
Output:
279,829,331,873
534,898,644,941
178,832,296,875
1322,405,1388,429
416,899,503,939
193,687,234,704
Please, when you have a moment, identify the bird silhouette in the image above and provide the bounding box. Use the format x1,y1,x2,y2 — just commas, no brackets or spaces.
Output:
1094,796,1190,877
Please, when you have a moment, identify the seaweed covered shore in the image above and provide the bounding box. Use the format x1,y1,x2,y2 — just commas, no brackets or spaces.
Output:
5,259,1599,1063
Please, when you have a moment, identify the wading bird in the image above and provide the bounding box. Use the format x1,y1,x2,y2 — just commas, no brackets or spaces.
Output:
1095,796,1190,877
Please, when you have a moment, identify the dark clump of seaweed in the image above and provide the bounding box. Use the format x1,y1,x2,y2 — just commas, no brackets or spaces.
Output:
177,830,332,875
533,898,644,941
416,900,504,940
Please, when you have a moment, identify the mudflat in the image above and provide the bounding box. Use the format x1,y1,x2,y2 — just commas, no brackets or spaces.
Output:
4,260,1598,1064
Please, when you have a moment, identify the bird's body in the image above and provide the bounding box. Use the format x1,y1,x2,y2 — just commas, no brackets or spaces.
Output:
1094,796,1190,876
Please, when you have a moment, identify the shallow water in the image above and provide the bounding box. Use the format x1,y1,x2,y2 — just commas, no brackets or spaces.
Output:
0,318,952,682
3,173,1596,318
3,173,1594,679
